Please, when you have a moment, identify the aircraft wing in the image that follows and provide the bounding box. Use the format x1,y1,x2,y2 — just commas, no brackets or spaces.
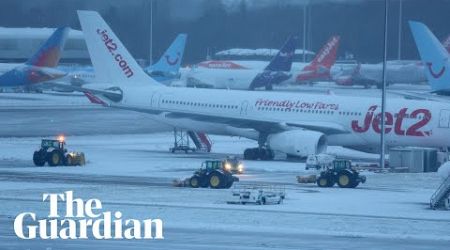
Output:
388,90,450,102
104,101,350,135
44,81,123,102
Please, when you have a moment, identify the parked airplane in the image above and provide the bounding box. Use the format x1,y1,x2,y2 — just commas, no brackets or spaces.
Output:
186,35,297,90
331,34,450,88
0,27,69,90
78,11,450,160
186,36,339,90
331,60,428,88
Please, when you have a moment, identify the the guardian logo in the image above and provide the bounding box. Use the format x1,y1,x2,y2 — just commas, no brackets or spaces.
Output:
14,191,164,240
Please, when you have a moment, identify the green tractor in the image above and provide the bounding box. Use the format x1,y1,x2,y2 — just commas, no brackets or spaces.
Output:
316,159,366,188
33,137,86,167
189,160,239,189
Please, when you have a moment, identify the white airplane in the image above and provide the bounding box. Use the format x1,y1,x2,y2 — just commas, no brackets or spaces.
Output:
331,34,450,88
331,61,428,88
186,36,340,90
77,11,450,160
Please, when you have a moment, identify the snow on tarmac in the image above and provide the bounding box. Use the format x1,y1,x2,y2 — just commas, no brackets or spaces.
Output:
0,133,449,244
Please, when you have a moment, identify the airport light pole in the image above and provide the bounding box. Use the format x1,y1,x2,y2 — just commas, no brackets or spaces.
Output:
380,0,389,170
302,4,307,62
397,0,403,60
149,0,154,66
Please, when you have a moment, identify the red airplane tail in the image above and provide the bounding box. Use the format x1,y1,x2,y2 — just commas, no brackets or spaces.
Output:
296,36,340,82
310,36,340,69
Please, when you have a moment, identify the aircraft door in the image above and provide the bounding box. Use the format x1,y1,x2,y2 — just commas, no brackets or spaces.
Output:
439,109,450,128
150,92,162,108
240,101,249,116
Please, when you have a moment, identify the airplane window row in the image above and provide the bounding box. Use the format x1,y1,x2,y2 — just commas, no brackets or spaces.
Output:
161,99,239,110
394,113,423,119
256,106,336,115
338,111,362,116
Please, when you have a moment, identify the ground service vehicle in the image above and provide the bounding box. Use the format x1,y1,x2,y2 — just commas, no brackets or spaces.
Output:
189,160,239,189
223,156,244,174
316,159,366,188
305,154,335,170
229,185,286,205
33,137,86,167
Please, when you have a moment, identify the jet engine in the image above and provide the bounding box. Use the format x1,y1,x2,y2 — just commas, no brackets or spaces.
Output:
267,130,327,157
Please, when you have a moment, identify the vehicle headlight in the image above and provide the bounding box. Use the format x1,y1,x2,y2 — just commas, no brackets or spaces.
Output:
238,164,244,172
225,163,231,170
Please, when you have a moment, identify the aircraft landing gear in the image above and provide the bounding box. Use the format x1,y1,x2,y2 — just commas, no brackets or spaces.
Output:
243,147,275,161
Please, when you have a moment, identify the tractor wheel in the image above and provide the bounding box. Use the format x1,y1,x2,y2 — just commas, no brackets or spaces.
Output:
189,175,201,188
47,150,63,166
337,170,355,188
33,151,46,166
208,172,224,189
317,176,329,187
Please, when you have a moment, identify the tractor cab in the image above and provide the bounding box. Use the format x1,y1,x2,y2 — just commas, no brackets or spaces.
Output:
41,139,66,152
332,159,352,171
199,160,222,172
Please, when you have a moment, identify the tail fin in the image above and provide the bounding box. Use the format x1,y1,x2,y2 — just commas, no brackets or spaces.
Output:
147,34,187,74
296,36,340,82
25,27,70,68
77,10,162,86
265,35,297,71
409,21,450,93
308,36,340,69
441,34,450,54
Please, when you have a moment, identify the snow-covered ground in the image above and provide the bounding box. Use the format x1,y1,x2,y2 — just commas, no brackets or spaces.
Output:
0,133,449,249
1,91,449,249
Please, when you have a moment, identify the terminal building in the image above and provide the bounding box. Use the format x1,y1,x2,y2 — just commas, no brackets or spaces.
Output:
0,27,90,64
